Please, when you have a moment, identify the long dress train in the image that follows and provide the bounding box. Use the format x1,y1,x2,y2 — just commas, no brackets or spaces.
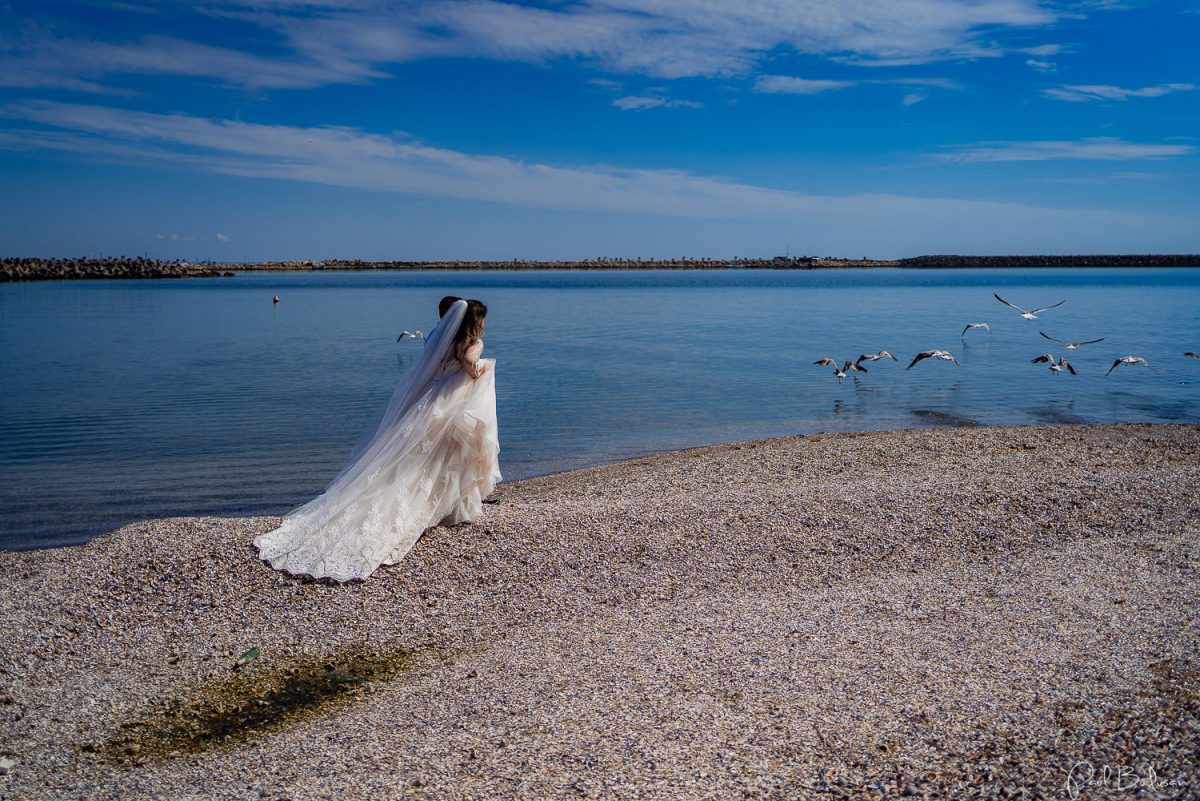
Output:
253,337,500,582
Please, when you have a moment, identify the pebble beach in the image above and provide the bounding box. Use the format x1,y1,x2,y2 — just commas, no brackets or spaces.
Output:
1,423,1198,800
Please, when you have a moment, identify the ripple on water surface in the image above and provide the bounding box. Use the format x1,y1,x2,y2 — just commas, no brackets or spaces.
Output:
1,268,1197,548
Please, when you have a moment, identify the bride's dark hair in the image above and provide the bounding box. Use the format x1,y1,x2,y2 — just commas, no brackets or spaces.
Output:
453,299,487,359
439,295,463,317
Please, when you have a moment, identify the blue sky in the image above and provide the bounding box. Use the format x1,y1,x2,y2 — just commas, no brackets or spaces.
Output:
0,0,1196,260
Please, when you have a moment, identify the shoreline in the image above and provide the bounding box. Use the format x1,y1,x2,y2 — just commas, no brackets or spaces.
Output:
1,423,1198,798
4,255,1200,281
1,419,1183,554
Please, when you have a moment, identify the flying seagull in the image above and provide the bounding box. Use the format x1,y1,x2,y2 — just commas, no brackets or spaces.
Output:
907,350,961,369
1039,331,1105,350
1031,354,1076,375
397,330,425,343
1106,356,1152,376
815,358,867,383
961,323,990,338
857,350,897,364
993,292,1065,320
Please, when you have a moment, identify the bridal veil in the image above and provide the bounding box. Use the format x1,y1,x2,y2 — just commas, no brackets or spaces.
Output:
254,299,501,581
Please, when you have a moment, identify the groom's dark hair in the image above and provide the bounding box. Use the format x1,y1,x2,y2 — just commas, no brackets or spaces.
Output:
439,296,463,317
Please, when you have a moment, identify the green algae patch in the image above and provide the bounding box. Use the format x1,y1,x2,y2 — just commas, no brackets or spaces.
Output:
93,649,416,763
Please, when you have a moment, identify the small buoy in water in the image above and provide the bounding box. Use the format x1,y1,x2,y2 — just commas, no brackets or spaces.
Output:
273,295,280,304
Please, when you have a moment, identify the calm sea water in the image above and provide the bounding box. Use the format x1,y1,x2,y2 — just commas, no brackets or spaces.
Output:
2,268,1198,550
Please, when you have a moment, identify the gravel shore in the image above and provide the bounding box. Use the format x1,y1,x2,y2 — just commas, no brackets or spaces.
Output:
1,424,1198,800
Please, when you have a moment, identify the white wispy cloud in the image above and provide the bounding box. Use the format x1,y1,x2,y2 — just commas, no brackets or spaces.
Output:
755,74,960,97
1019,44,1064,56
1044,171,1165,185
0,0,1065,91
902,93,926,106
1065,0,1138,10
0,100,806,217
885,77,963,90
1042,83,1195,102
0,101,1188,252
754,76,853,95
612,95,703,110
340,0,1058,75
1025,59,1056,72
216,232,231,242
0,29,380,92
939,137,1195,163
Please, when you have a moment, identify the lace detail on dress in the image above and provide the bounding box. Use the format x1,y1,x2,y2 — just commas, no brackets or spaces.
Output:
253,354,501,582
461,339,485,379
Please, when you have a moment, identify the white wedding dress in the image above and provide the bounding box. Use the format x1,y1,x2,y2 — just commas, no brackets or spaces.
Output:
254,300,501,581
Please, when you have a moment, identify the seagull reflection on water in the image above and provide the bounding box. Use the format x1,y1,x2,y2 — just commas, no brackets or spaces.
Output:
1028,398,1088,425
910,409,980,427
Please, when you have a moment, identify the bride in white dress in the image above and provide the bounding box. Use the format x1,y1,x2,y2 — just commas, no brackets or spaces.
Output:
254,297,501,581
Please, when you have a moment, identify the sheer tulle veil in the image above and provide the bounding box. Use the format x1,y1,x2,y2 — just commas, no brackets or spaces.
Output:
330,299,468,491
254,297,500,581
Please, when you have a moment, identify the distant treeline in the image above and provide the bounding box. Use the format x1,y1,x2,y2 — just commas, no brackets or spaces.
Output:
1,257,231,282
895,254,1200,268
4,254,1199,281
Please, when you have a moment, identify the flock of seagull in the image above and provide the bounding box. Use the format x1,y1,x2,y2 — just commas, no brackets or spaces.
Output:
813,291,1196,384
397,300,1197,385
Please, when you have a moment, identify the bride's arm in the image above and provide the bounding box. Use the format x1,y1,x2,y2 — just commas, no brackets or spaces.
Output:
461,339,486,378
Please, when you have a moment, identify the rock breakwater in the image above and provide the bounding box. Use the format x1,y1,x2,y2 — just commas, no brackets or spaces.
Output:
1,257,231,282
896,253,1200,268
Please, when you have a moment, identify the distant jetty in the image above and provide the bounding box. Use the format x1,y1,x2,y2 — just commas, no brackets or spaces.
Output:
210,254,1200,271
896,253,1200,268
4,254,1200,281
1,257,231,282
